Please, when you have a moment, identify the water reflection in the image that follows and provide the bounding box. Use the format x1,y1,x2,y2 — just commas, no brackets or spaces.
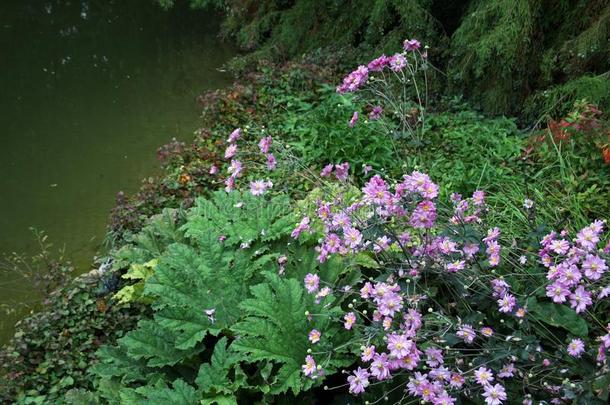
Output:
0,0,235,342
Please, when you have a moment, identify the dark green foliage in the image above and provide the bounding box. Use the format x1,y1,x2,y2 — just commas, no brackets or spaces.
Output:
282,87,398,174
526,296,589,337
447,0,538,115
166,0,610,121
232,272,350,395
88,190,354,402
0,276,146,403
448,0,610,117
407,108,524,196
523,74,610,122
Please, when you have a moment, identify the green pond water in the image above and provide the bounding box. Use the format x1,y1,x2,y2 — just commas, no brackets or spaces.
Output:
0,1,235,343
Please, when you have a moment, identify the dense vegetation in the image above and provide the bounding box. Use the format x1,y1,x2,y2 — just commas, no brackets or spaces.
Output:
160,0,610,120
1,2,610,404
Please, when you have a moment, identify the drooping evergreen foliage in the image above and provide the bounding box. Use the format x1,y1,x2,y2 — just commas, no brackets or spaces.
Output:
164,0,610,120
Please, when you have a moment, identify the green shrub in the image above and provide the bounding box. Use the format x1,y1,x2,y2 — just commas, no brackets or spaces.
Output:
87,190,357,403
0,275,146,403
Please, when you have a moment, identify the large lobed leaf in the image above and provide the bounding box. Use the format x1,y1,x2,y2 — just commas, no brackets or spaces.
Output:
231,272,352,395
182,190,294,247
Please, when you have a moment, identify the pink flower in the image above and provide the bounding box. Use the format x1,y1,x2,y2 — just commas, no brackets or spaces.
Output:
374,235,391,253
546,282,570,303
266,153,277,170
291,216,310,239
344,227,362,248
550,239,570,255
315,287,331,303
474,366,494,385
370,353,391,380
361,345,376,362
446,260,465,273
497,293,516,313
369,105,383,120
498,363,515,378
367,55,390,72
209,165,218,174
582,254,607,280
360,282,374,299
228,159,243,177
575,222,603,250
457,324,476,343
304,273,320,293
387,333,413,359
224,144,237,159
490,279,510,298
569,285,592,313
344,312,356,330
378,292,403,317
249,180,273,196
335,162,350,181
463,243,480,258
484,227,501,243
483,383,506,405
486,240,501,256
331,212,350,229
481,327,494,337
449,373,465,388
302,355,317,377
567,338,585,357
320,164,334,177
224,176,235,192
599,285,610,299
349,111,359,128
472,190,485,205
425,347,444,367
389,53,407,71
337,65,369,93
308,329,321,344
258,136,272,154
434,392,456,405
347,367,370,394
430,366,451,382
227,128,241,143
410,200,437,228
363,175,390,204
403,39,421,51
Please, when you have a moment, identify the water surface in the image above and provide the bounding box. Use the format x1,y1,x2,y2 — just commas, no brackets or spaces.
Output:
0,0,235,342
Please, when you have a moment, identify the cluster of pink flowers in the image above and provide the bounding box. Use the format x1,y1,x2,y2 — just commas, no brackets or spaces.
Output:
336,39,422,94
292,171,494,276
221,128,276,193
542,220,607,314
294,170,526,403
336,38,427,133
319,162,350,181
336,65,369,94
291,163,610,403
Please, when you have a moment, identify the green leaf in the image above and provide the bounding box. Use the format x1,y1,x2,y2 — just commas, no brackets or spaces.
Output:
526,296,589,337
134,379,198,405
201,396,238,405
113,259,158,304
196,337,239,395
231,273,350,395
119,320,203,367
353,252,380,269
183,191,293,247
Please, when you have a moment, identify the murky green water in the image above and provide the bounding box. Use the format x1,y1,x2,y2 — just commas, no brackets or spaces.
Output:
0,1,235,342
